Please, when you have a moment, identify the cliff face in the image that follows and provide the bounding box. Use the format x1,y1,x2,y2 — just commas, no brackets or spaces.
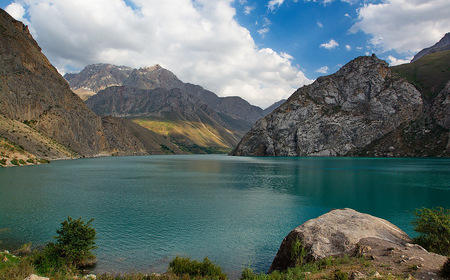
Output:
231,55,432,156
0,9,182,159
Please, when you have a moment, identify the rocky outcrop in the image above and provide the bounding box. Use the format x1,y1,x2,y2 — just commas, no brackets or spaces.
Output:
269,208,448,279
411,32,450,62
231,55,425,156
0,8,184,158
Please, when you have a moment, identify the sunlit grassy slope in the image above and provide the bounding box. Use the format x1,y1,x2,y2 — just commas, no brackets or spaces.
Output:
132,117,234,152
391,50,450,101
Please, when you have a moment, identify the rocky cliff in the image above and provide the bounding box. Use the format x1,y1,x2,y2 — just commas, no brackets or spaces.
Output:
0,8,184,160
231,55,441,157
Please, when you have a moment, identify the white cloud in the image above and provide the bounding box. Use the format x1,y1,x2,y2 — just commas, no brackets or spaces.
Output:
316,66,329,73
345,44,351,51
257,27,270,37
9,0,311,108
320,39,339,49
351,0,450,54
244,5,255,15
5,3,30,26
386,55,411,66
268,0,284,11
317,20,323,28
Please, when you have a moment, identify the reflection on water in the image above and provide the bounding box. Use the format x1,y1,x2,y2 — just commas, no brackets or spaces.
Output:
0,155,449,277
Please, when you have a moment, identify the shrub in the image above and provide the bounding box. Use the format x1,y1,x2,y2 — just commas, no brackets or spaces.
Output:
26,158,35,164
412,207,450,255
169,256,227,279
19,159,26,165
32,217,97,275
10,158,20,165
442,257,450,279
0,158,6,165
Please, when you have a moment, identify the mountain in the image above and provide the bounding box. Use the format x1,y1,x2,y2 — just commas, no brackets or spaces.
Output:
263,99,286,115
411,32,450,62
231,55,449,157
86,86,241,149
65,64,266,124
0,8,183,165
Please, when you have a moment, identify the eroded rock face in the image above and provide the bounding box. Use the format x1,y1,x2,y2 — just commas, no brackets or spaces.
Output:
231,55,424,156
269,208,411,272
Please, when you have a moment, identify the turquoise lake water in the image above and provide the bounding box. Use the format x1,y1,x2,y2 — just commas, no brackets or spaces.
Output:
0,155,449,277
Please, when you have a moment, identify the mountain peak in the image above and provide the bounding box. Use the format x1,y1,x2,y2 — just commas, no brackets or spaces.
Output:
142,64,163,71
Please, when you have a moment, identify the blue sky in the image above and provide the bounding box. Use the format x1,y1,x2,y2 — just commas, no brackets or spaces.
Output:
1,0,449,107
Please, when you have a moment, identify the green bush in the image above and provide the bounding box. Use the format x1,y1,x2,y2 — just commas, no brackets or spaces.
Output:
32,217,97,275
19,159,26,165
10,158,20,165
169,256,227,279
412,207,450,255
442,257,450,279
290,238,308,267
0,158,6,165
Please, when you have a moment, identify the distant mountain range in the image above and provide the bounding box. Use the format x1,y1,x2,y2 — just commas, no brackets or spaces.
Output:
65,63,281,152
232,32,450,157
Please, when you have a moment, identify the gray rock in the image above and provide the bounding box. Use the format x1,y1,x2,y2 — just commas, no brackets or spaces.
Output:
231,55,424,156
269,208,411,272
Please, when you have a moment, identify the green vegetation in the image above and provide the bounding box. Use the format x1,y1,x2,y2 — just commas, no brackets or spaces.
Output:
175,142,232,154
18,159,26,165
391,50,450,101
38,158,51,164
0,158,6,166
160,144,175,154
30,217,97,277
291,238,308,267
169,256,227,280
441,257,450,279
10,158,20,165
412,207,450,256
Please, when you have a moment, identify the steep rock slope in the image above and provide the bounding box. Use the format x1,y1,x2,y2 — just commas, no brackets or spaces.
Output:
0,9,183,159
231,55,425,156
411,32,450,62
86,86,240,148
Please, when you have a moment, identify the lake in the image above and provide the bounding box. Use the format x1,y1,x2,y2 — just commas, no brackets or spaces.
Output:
0,155,449,278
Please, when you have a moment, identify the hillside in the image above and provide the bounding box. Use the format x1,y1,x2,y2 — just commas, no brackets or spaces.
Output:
231,55,449,157
411,32,450,62
392,50,450,100
0,8,186,162
86,86,241,150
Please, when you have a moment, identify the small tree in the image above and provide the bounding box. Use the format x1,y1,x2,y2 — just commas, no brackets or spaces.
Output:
32,217,97,274
53,217,97,267
412,207,450,256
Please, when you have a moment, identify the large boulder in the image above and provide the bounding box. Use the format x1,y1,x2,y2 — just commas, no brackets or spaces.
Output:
269,208,411,272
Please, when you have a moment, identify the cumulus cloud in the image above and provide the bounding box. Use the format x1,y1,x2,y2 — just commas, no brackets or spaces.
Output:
345,44,351,51
317,20,323,28
257,27,270,37
351,0,450,54
6,0,312,108
387,55,411,66
320,39,339,49
316,66,329,73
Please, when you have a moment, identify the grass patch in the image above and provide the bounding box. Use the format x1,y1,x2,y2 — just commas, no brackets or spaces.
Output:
169,256,227,280
391,50,450,101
